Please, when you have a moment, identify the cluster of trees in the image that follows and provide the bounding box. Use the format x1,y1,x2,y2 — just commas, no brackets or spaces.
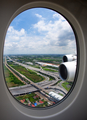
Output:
62,82,72,91
9,72,24,85
16,93,40,103
4,65,25,87
36,101,48,107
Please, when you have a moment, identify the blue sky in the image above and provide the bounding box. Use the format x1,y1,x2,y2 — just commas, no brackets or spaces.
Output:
4,8,77,54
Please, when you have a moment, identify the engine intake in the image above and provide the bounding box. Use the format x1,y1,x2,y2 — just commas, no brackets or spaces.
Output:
63,54,77,62
59,61,76,82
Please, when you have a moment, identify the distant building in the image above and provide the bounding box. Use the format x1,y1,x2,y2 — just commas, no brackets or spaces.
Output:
34,103,37,106
14,59,22,62
25,62,33,65
49,91,63,101
39,100,44,104
20,100,24,103
36,62,59,68
31,104,35,107
7,60,13,62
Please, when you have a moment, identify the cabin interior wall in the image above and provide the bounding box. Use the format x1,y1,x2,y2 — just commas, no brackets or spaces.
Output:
0,0,87,120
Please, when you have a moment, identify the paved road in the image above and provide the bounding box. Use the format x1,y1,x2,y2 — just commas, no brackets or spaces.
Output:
7,56,67,96
7,56,59,85
9,81,67,96
9,84,38,95
9,80,58,96
7,56,59,79
47,86,67,94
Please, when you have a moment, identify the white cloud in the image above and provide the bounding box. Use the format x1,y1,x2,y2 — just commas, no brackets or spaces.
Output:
7,26,25,36
35,14,43,19
4,13,76,55
33,14,76,54
53,13,59,18
33,14,70,34
53,13,66,21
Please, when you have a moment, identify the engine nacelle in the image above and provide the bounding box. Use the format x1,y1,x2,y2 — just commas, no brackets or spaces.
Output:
63,54,77,62
59,61,76,82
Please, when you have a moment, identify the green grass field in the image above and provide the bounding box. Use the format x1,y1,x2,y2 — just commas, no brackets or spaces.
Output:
4,65,25,88
62,82,71,91
28,64,40,69
39,72,55,81
58,93,64,96
42,66,59,70
42,67,58,72
8,63,45,83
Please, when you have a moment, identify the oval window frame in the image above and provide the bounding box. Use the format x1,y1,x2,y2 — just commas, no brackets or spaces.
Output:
2,1,85,119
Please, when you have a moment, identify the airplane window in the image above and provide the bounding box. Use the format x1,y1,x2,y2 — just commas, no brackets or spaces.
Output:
3,8,77,108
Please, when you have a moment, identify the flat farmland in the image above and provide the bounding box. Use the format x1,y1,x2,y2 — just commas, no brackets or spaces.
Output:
4,65,25,88
42,67,58,72
8,63,45,83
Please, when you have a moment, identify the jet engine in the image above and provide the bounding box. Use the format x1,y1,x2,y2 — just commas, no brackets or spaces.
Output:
59,54,77,82
63,54,77,62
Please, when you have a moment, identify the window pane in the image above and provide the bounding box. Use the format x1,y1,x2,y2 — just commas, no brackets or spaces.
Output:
3,8,77,108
